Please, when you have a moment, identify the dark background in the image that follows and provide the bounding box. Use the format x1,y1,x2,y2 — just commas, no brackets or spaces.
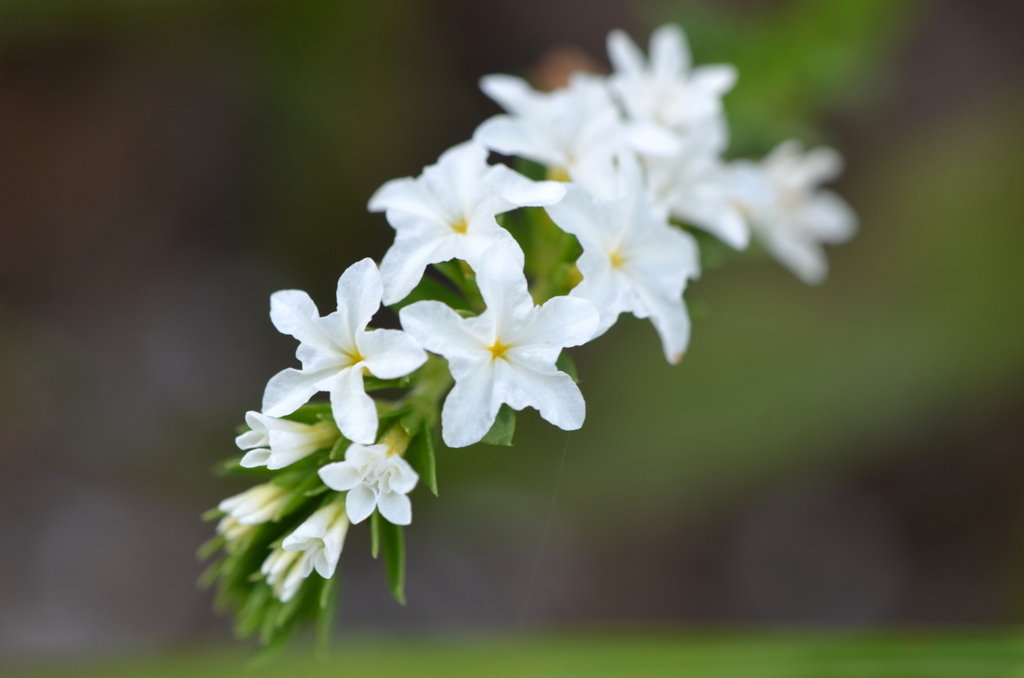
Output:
1,0,1023,665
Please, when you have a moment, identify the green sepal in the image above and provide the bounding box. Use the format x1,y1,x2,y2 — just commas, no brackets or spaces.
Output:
364,374,414,392
481,404,516,446
329,435,347,460
316,573,340,658
196,535,225,561
370,509,382,559
197,559,223,589
389,274,471,312
282,401,332,425
201,507,223,522
304,484,330,498
555,351,579,383
380,517,406,605
278,473,325,519
405,426,438,496
235,583,272,638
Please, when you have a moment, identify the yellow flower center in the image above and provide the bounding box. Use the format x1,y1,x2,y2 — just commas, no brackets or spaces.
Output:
451,217,469,234
608,249,626,269
546,165,572,183
488,339,512,360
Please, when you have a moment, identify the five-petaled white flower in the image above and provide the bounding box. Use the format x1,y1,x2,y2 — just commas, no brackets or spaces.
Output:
400,246,600,448
545,158,701,365
643,118,750,249
607,23,736,146
318,427,419,526
262,258,427,445
218,482,289,525
261,547,305,603
235,411,339,470
474,73,630,195
729,140,857,284
282,495,350,579
368,141,566,305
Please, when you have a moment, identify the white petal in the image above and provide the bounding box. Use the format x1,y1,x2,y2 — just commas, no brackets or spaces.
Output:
632,283,692,364
484,163,566,208
269,290,336,353
508,295,599,355
357,328,427,380
689,64,737,97
627,123,682,156
607,28,645,75
235,429,267,450
544,184,613,251
479,74,536,115
377,491,412,526
379,223,453,305
386,458,420,495
650,24,690,77
796,146,844,186
801,190,857,243
474,116,559,167
473,245,535,328
440,360,500,448
335,258,383,338
400,301,486,361
262,367,332,417
325,367,378,445
368,177,440,220
499,359,586,431
345,485,377,524
318,460,365,491
239,448,271,468
764,231,828,285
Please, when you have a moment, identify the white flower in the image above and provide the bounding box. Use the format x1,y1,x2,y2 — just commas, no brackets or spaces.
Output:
261,547,305,603
607,23,736,144
235,411,339,470
643,118,749,249
318,427,419,525
262,258,428,444
218,482,289,525
399,246,600,448
281,495,350,579
729,140,857,284
368,141,566,305
545,158,700,364
474,73,629,195
216,515,256,547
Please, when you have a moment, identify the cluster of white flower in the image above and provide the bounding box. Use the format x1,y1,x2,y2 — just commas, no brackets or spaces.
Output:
204,23,856,647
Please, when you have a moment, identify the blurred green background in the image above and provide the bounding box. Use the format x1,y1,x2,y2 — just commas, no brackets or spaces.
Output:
1,0,1023,675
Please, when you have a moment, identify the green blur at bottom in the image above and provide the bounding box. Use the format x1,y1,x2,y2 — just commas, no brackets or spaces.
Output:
9,632,1024,678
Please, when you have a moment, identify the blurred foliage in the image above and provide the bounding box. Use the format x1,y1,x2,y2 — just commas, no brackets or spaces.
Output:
655,0,921,154
9,633,1024,677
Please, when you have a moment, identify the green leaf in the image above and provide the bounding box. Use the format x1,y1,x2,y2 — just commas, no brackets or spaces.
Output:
405,426,438,496
315,573,340,659
380,518,406,605
388,274,471,312
555,352,579,383
481,404,516,446
370,509,382,559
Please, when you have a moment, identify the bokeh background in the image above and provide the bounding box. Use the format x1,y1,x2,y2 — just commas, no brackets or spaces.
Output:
1,0,1024,674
